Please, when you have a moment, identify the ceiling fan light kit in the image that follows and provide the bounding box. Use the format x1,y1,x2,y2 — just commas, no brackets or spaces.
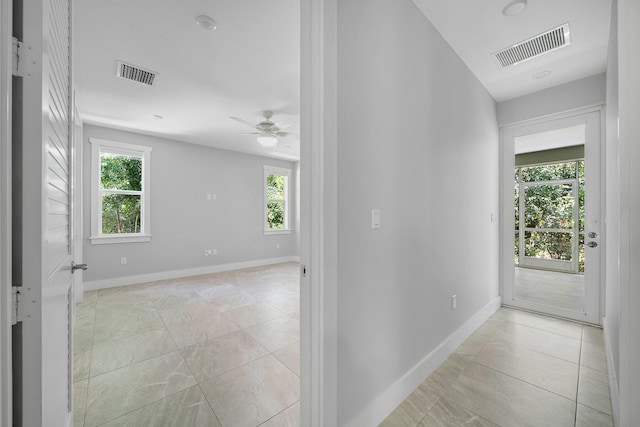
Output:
257,135,278,146
230,110,297,149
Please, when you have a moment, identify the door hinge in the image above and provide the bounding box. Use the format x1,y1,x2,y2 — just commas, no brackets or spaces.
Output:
12,37,24,77
12,286,24,325
301,264,307,278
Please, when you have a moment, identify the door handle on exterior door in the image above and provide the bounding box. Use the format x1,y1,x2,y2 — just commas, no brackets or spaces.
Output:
71,261,88,273
587,241,598,248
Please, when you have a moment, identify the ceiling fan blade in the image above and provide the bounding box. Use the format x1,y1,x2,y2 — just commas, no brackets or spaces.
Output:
239,132,262,136
275,131,299,137
230,116,258,129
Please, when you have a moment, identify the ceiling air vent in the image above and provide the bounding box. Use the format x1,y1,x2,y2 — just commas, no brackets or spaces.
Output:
494,23,571,68
116,61,157,86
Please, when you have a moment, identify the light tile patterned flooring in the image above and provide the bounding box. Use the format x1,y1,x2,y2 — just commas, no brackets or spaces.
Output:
381,307,614,427
74,262,613,427
514,267,585,312
73,262,301,427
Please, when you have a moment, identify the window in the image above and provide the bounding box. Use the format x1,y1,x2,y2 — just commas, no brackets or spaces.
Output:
264,165,291,234
90,138,152,244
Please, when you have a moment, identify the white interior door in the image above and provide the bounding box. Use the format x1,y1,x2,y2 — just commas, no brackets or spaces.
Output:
501,110,602,324
17,0,74,425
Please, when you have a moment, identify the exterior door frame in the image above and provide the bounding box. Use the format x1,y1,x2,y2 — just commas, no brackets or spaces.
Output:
500,107,605,325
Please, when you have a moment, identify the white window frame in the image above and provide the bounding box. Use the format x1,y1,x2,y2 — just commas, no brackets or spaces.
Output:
90,138,152,244
264,165,292,235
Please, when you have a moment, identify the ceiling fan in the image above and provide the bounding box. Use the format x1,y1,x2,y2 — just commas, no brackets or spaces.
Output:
230,111,295,147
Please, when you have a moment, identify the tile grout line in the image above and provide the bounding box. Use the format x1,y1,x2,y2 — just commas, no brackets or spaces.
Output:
256,400,299,426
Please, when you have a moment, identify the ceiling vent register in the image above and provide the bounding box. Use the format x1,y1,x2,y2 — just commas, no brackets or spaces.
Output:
116,61,157,86
494,23,571,68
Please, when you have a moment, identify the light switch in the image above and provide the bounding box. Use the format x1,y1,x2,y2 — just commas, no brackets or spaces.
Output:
371,209,381,229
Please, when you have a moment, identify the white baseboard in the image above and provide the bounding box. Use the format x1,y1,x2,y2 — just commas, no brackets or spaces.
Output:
344,296,502,427
602,316,620,424
83,256,300,291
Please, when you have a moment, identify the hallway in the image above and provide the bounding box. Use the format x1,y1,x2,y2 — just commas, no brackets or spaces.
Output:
382,308,613,426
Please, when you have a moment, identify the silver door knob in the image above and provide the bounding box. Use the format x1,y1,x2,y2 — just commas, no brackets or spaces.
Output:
588,232,598,238
587,241,598,248
71,261,88,273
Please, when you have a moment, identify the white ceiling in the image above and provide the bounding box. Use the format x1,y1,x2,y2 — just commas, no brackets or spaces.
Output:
412,0,611,102
75,1,611,161
74,0,300,161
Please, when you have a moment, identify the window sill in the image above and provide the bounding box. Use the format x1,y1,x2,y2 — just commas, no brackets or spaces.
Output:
264,229,293,236
90,234,152,245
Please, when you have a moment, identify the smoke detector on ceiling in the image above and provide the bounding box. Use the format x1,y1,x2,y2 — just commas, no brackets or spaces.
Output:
493,23,571,68
116,61,158,86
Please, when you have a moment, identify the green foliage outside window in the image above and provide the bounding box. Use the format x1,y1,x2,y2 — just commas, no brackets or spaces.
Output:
100,153,142,234
266,174,285,229
515,161,585,272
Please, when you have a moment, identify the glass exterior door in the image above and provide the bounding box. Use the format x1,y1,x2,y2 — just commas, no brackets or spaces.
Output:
501,111,601,324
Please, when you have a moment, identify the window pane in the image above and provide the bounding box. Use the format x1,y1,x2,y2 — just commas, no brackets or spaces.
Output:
524,184,574,229
521,162,576,182
102,194,141,234
524,231,573,261
267,174,284,200
579,160,585,232
267,200,285,229
101,153,142,191
514,231,519,266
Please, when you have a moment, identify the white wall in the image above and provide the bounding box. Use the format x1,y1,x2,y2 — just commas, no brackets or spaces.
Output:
617,0,640,424
604,0,620,399
82,124,298,284
497,73,606,126
336,0,499,423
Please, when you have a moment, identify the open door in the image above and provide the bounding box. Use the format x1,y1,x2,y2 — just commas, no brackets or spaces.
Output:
501,110,603,324
12,0,76,425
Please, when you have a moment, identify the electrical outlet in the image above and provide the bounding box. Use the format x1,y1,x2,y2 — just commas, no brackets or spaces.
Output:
276,243,280,249
204,250,212,256
120,257,127,265
452,295,457,310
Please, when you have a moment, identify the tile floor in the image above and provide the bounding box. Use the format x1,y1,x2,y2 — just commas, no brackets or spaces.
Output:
514,267,585,312
73,262,301,427
381,307,614,427
74,262,613,427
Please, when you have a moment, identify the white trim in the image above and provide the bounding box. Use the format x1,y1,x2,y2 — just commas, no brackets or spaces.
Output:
89,234,151,245
301,0,338,425
0,0,12,424
83,256,300,291
603,315,620,422
264,229,293,236
90,138,152,243
344,297,502,427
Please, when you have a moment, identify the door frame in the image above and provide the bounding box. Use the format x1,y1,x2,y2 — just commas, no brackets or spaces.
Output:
0,0,13,424
0,0,338,424
300,0,337,425
500,107,606,325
